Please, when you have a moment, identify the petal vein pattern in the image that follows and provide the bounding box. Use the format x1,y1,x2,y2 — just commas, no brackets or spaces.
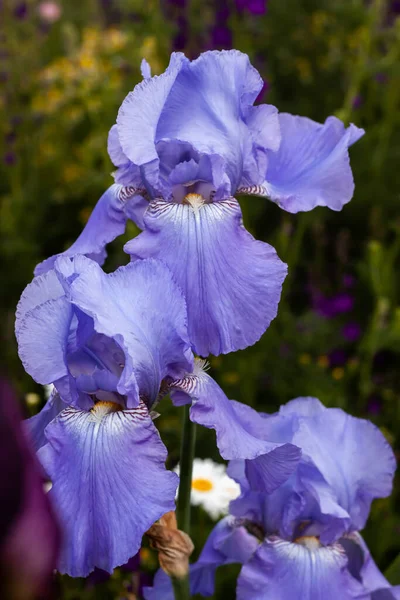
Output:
125,198,287,356
170,364,301,492
237,537,364,600
38,404,178,577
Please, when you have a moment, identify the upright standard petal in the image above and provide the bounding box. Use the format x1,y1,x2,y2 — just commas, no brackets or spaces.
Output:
67,257,193,405
125,198,287,356
170,363,300,491
34,185,148,276
255,115,364,213
38,403,178,577
279,397,396,531
154,50,264,191
15,269,73,385
117,53,188,170
237,537,364,600
115,50,279,194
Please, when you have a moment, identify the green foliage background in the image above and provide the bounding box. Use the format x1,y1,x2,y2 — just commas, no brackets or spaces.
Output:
1,0,400,597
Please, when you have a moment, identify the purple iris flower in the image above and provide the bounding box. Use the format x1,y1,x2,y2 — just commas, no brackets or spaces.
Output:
144,397,397,599
16,256,193,577
16,255,301,576
35,50,364,357
169,360,301,491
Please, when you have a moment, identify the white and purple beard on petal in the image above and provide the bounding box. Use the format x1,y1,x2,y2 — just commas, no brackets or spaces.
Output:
15,256,194,576
38,402,178,577
169,360,301,492
125,198,287,356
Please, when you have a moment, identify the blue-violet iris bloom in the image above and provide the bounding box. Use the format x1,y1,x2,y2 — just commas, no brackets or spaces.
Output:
144,397,398,600
15,256,193,577
16,256,300,575
35,50,364,358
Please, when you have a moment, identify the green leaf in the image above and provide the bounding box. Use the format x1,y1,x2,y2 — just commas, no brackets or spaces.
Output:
384,553,400,585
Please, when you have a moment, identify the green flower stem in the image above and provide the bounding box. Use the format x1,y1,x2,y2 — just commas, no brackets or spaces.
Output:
172,404,196,600
172,575,191,600
176,404,196,533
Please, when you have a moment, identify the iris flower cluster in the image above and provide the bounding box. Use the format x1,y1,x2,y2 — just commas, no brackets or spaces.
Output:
15,49,395,598
145,398,398,599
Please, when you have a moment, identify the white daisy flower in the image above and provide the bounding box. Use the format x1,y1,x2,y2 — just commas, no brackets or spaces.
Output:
175,458,240,520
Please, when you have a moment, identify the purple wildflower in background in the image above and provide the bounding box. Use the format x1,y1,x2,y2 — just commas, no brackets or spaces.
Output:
314,291,355,318
328,349,347,367
256,79,270,103
13,2,28,19
163,0,188,51
17,255,302,575
145,397,398,599
173,16,188,50
211,1,232,49
36,50,363,357
367,394,382,416
375,72,388,85
211,24,232,47
342,322,361,342
352,94,363,110
343,273,355,288
391,0,400,14
236,0,268,15
3,151,16,166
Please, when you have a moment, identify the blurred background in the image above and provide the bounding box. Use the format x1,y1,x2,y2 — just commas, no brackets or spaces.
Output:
1,0,400,598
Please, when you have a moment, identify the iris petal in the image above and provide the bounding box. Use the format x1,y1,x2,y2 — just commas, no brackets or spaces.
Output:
125,198,287,356
237,537,364,600
115,50,278,195
171,368,300,491
38,404,178,577
342,533,400,599
35,185,148,276
261,114,364,213
280,397,396,531
117,53,188,169
66,256,193,406
15,268,73,385
26,391,66,451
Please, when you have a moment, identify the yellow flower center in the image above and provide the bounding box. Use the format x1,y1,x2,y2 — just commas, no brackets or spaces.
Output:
294,536,321,550
183,193,205,211
192,478,213,492
90,401,122,422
